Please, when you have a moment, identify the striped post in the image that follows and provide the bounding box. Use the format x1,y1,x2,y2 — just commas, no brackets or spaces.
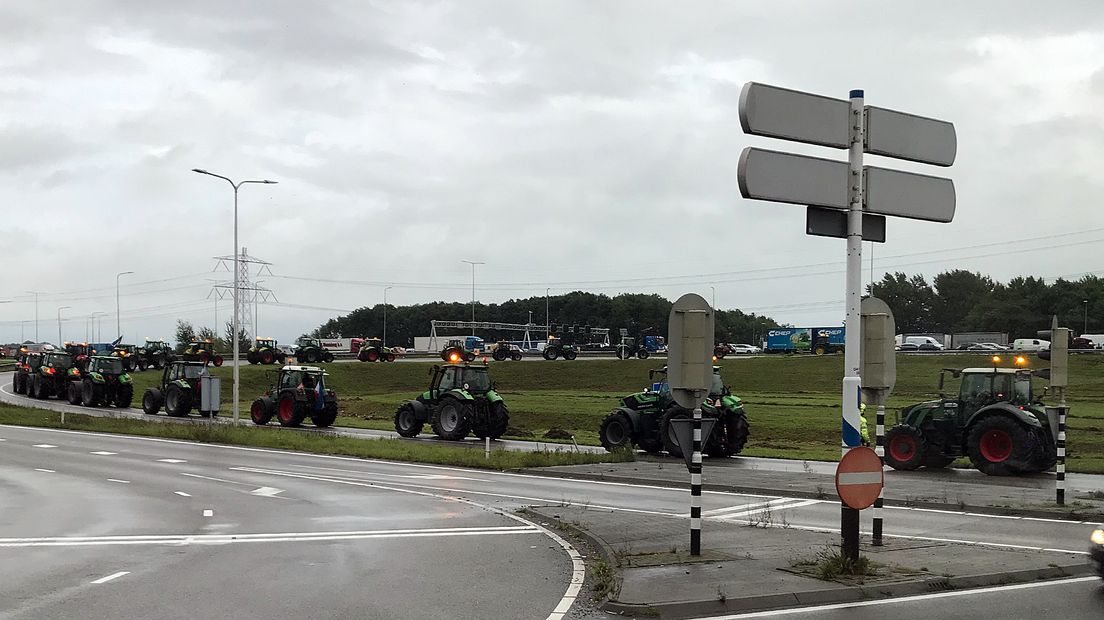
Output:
873,403,885,545
1057,401,1067,506
690,406,703,556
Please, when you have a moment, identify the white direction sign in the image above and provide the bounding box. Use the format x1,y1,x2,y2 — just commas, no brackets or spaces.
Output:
739,82,850,149
865,106,957,167
738,147,956,223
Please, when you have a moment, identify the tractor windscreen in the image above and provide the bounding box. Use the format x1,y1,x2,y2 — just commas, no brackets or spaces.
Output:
710,373,724,396
44,354,72,369
960,372,1028,405
182,365,206,379
91,358,123,374
461,368,491,392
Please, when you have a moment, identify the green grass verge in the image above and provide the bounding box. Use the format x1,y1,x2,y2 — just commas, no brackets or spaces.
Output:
120,354,1104,472
0,403,631,471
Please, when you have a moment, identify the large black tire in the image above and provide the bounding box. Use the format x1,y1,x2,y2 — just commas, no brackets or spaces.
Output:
394,403,423,437
312,401,338,428
543,347,558,361
247,351,258,365
81,379,101,407
164,384,192,417
714,348,727,360
884,425,926,470
967,415,1033,476
212,355,224,367
28,375,40,399
12,373,23,395
463,352,476,362
616,346,629,360
430,397,473,441
142,389,162,415
637,350,649,360
660,406,691,458
599,410,634,452
67,382,82,405
511,352,522,361
492,348,507,362
706,411,750,457
637,434,664,454
250,397,272,425
302,349,316,364
323,351,335,363
153,357,165,370
922,452,957,468
480,401,509,439
1026,428,1057,473
276,392,304,427
115,384,134,409
563,350,578,361
261,350,275,365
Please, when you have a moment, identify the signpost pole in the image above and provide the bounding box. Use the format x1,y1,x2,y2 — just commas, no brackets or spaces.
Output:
691,400,703,556
840,89,865,563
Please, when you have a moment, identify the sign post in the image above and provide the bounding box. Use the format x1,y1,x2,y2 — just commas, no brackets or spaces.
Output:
667,293,714,556
738,81,956,563
860,297,896,546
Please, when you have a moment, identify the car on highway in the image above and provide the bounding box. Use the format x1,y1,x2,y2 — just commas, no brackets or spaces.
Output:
1012,338,1050,351
728,343,761,355
896,343,919,351
1092,526,1104,578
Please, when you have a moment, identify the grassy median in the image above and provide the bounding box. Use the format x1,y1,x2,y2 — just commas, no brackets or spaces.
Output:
0,404,632,470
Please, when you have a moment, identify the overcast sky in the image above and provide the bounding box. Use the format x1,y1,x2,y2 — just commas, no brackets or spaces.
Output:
3,0,1103,345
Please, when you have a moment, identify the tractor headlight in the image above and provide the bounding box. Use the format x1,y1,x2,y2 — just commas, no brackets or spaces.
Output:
1091,528,1104,546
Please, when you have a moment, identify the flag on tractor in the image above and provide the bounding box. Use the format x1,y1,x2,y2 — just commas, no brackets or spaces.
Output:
315,373,325,411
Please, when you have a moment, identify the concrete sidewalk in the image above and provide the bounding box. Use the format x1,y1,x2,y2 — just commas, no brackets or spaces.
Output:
526,504,1091,619
527,458,1104,519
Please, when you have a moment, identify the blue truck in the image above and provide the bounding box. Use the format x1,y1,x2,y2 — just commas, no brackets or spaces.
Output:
765,327,845,355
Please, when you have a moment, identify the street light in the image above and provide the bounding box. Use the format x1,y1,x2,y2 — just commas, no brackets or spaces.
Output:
461,260,484,335
57,306,71,346
193,168,278,424
710,286,716,310
26,291,42,342
1084,299,1089,334
546,287,551,336
383,286,393,347
116,271,134,340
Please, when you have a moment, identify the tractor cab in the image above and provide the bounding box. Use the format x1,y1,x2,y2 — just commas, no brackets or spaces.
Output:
363,337,382,348
297,337,322,349
255,338,277,350
430,364,492,397
278,365,325,391
42,351,74,371
937,365,1037,424
164,361,208,388
88,355,125,375
646,366,728,398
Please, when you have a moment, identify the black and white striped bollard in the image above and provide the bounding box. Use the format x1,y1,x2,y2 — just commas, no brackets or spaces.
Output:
690,406,702,556
1057,403,1067,505
873,403,885,545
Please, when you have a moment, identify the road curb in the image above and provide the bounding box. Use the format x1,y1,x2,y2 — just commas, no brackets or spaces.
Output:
525,505,1096,619
517,468,1104,522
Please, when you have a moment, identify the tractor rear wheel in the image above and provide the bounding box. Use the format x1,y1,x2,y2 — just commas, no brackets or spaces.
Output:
81,379,101,407
431,397,473,440
115,384,134,409
250,398,273,425
322,351,334,363
312,401,338,428
261,350,274,365
276,393,304,427
165,385,192,417
543,347,558,361
967,415,1032,476
599,411,634,452
142,389,162,415
394,403,423,437
884,425,925,470
67,382,82,405
660,406,691,458
366,349,379,362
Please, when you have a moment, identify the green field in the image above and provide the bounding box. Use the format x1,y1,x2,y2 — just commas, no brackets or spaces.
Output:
125,355,1104,472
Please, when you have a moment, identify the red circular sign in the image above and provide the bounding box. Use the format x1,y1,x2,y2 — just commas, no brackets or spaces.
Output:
835,447,884,510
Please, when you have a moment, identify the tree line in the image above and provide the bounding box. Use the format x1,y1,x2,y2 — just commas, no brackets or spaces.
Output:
309,292,780,347
869,270,1103,337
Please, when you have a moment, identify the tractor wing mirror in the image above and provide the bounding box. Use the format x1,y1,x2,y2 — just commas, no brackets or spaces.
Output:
491,381,498,391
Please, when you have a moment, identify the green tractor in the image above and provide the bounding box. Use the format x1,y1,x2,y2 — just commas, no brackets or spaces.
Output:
247,338,287,365
440,339,477,363
110,344,140,372
491,341,523,361
542,336,578,361
27,351,79,400
294,337,334,364
136,339,175,371
182,340,224,367
67,355,134,408
358,337,397,362
885,363,1056,476
599,367,750,458
249,365,338,428
141,360,212,417
393,363,509,441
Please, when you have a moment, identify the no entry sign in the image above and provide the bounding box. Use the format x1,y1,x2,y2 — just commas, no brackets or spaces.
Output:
835,447,884,510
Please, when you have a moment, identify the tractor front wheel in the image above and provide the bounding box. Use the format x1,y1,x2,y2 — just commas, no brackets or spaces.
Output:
708,411,749,457
599,411,634,452
884,425,925,470
115,384,134,409
660,406,691,458
563,350,578,361
164,385,192,417
67,382,82,405
967,416,1031,476
312,401,338,428
637,350,649,360
212,355,224,367
394,403,423,437
484,401,509,439
81,379,101,407
250,398,273,425
387,353,397,362
430,398,473,440
323,351,335,363
142,389,163,415
511,352,522,361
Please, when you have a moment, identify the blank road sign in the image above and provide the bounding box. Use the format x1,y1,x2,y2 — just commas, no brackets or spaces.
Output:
865,166,956,223
739,82,851,149
805,206,886,243
865,106,957,167
738,147,849,209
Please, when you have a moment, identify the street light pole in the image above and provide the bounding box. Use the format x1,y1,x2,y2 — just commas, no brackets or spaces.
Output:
546,287,550,335
461,260,484,334
26,291,41,342
91,312,106,342
1084,299,1089,334
116,271,134,341
193,168,278,424
710,286,716,309
57,306,71,346
383,286,393,347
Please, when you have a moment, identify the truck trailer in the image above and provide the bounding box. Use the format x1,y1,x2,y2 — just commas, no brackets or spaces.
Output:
765,327,845,355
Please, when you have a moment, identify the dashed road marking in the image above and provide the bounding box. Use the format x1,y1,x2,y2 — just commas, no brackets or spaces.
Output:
34,468,55,473
90,571,130,584
32,444,56,448
157,459,187,464
174,491,191,497
203,509,214,517
107,479,130,484
250,487,284,497
90,451,117,456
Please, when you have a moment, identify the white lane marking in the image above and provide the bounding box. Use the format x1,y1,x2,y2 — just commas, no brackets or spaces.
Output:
697,576,1101,618
226,467,586,620
32,444,56,448
180,472,248,485
34,468,56,473
90,571,130,584
401,474,489,482
230,467,681,518
174,491,191,497
838,472,882,485
702,498,782,517
157,459,187,464
0,437,5,441
90,451,117,456
0,526,542,547
712,499,822,522
107,479,130,484
5,424,1095,527
250,486,285,497
203,509,214,517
